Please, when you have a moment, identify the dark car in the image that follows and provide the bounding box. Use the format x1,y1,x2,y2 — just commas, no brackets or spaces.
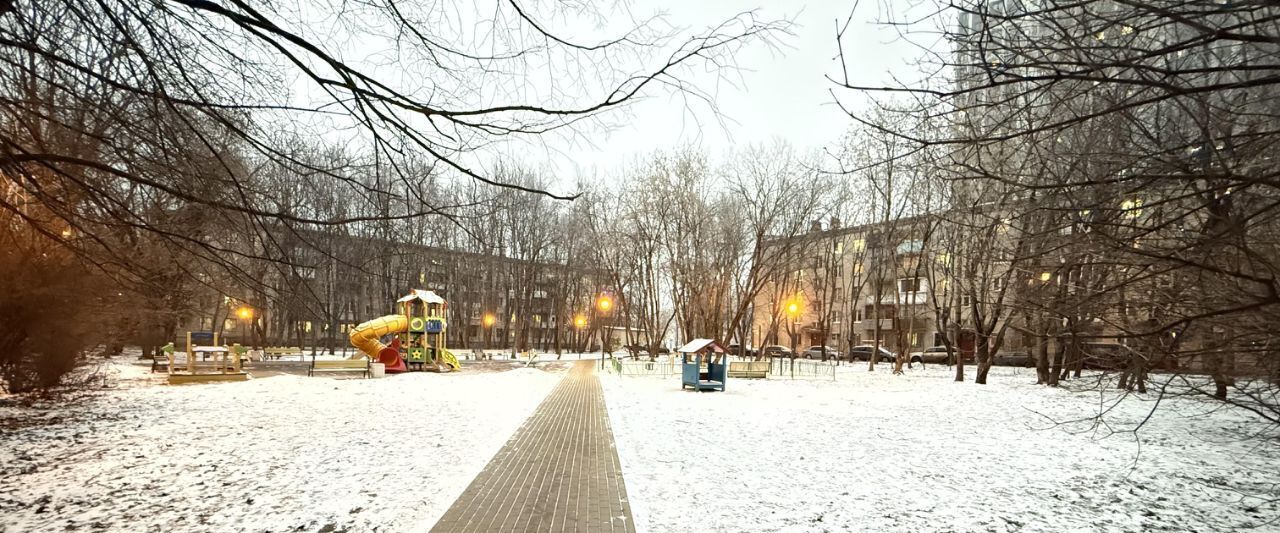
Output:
993,351,1032,367
760,345,793,358
1080,343,1142,370
847,345,895,363
727,344,757,357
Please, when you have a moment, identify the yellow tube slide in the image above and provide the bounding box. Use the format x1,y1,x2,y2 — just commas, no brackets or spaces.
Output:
348,314,408,360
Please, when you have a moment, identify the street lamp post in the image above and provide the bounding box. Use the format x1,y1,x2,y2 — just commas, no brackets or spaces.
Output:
574,314,587,353
596,294,613,370
236,306,254,347
482,313,496,349
786,300,800,355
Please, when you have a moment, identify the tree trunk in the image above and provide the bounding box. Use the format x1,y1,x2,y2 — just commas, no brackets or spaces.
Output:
974,338,992,385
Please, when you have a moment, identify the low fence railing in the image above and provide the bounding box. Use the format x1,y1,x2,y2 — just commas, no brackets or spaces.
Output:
613,358,679,376
769,357,838,380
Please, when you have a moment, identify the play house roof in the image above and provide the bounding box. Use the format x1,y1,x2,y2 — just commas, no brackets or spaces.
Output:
397,289,446,304
676,338,726,354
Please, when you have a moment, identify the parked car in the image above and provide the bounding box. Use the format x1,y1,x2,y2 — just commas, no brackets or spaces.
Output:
909,345,955,365
760,345,793,358
847,345,896,363
800,345,839,359
1080,343,1141,370
992,351,1032,367
727,344,757,357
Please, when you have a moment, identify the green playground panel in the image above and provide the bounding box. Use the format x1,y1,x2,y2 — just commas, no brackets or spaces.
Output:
409,317,426,332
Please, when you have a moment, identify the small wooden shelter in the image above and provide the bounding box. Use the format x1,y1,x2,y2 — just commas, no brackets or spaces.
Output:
678,338,727,392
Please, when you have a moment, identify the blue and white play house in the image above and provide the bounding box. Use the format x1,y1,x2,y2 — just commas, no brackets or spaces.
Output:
678,338,728,392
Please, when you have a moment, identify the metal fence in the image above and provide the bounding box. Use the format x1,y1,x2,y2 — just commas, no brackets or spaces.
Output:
608,355,836,380
611,357,678,376
769,357,837,380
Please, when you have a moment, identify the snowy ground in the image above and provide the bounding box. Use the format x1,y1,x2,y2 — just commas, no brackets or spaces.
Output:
0,358,563,533
601,365,1280,533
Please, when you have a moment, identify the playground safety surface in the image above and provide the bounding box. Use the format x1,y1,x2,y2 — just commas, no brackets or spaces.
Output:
431,360,636,532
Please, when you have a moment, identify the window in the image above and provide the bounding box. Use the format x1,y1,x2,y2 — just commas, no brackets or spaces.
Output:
850,238,866,252
835,241,844,254
1121,198,1144,219
961,294,972,307
898,278,922,293
896,240,923,255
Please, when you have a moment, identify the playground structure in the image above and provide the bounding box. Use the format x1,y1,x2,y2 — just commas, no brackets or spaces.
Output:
348,289,461,374
164,331,248,384
678,338,727,391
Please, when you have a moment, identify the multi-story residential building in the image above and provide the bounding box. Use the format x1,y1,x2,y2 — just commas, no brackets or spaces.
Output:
752,216,942,356
177,227,609,353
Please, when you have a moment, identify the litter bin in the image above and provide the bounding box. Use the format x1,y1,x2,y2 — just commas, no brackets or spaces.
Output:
370,362,386,378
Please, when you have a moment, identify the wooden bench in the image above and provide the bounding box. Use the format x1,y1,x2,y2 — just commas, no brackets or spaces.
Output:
263,347,304,360
308,358,371,378
728,361,769,379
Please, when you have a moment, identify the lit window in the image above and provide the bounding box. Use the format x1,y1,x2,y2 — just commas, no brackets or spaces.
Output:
1095,31,1106,41
835,242,844,254
1121,198,1144,219
851,238,866,252
1120,25,1134,35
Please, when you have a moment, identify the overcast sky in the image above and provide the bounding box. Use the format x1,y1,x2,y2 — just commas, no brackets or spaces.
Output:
283,1,931,193
528,0,927,187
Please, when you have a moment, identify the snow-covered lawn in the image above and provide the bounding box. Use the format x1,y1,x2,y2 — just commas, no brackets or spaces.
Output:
602,366,1280,533
0,360,563,532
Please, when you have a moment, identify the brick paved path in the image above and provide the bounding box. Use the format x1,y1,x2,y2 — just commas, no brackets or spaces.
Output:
431,361,636,533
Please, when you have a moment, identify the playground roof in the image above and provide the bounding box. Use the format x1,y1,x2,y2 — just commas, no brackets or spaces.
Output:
397,289,446,304
676,338,725,354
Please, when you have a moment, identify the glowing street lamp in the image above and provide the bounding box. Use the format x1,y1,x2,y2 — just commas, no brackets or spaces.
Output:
596,293,615,369
574,315,587,329
235,306,253,347
785,299,801,354
482,312,496,349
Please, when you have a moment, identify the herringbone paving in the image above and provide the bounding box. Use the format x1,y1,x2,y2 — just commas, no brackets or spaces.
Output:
431,361,635,532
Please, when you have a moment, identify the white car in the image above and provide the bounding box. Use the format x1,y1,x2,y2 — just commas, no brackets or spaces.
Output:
800,345,838,359
909,345,955,365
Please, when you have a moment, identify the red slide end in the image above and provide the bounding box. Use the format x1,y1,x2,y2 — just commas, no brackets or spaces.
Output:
379,338,406,373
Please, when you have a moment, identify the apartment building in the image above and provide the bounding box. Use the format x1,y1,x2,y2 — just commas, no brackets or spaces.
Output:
751,215,942,356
